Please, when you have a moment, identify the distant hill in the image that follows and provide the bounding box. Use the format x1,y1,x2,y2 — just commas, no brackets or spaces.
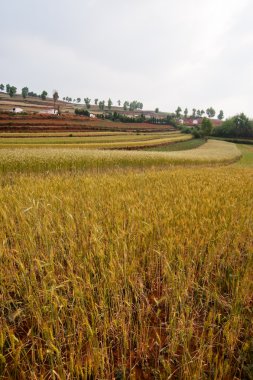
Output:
0,92,168,118
0,92,74,114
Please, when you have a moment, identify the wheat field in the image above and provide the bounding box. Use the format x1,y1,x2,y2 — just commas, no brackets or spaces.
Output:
0,133,190,149
0,140,252,379
0,140,241,174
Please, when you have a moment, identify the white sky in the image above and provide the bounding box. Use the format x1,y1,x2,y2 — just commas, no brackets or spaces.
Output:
1,0,253,117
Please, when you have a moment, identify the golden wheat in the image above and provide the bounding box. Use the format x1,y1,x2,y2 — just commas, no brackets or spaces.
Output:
0,166,252,379
0,140,241,174
0,133,190,149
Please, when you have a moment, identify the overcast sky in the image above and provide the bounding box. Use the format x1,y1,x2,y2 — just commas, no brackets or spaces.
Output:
1,0,253,117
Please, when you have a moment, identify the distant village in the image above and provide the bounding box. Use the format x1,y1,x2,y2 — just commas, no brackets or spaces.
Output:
0,83,223,127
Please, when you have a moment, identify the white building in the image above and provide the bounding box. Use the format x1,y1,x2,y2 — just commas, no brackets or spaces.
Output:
11,107,23,113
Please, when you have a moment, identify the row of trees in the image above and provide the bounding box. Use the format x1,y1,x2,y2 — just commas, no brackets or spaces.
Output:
101,112,145,124
181,113,253,139
0,83,224,121
123,101,143,111
0,83,50,100
63,97,144,112
68,100,224,120
94,111,178,127
0,85,143,112
175,106,224,120
212,113,253,138
0,84,17,97
63,98,111,110
1,84,60,113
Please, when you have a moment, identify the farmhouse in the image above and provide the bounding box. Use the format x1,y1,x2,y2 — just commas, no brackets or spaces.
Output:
182,118,201,127
183,118,223,127
11,107,23,113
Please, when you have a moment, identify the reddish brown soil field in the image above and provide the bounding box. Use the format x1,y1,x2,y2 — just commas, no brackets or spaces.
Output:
0,114,176,133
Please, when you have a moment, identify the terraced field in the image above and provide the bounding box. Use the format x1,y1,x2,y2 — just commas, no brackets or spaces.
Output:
0,131,130,138
1,135,252,380
0,114,176,133
0,140,241,173
0,132,190,149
